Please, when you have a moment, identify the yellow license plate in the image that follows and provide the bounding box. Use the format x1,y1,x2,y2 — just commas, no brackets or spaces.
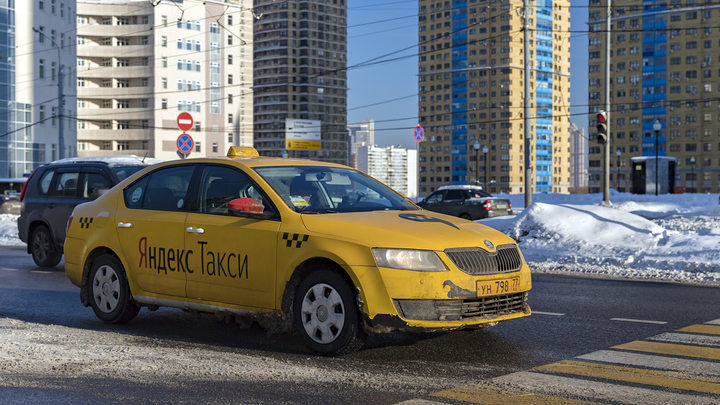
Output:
476,277,520,297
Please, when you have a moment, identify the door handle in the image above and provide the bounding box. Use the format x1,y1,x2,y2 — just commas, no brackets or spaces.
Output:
186,227,205,234
117,222,133,228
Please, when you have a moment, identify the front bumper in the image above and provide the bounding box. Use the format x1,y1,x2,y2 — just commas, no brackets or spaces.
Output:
349,261,532,333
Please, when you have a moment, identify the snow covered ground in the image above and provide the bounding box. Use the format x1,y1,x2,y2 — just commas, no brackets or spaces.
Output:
2,190,720,284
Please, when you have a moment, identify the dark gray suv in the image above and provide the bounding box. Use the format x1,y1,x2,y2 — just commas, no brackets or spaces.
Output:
18,156,162,268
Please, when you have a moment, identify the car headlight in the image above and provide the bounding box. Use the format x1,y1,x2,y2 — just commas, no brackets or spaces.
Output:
372,248,447,272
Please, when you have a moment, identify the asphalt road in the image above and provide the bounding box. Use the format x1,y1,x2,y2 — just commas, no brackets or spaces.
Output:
1,245,720,404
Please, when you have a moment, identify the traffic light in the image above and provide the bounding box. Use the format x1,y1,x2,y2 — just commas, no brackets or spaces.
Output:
596,111,608,144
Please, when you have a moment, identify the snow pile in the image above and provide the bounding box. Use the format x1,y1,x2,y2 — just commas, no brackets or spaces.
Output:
0,214,23,246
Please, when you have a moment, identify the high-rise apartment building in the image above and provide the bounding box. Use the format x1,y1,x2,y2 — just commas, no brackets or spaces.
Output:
357,144,414,197
417,0,571,198
347,119,374,169
76,0,253,161
588,0,720,193
569,123,588,193
2,0,77,178
252,0,348,164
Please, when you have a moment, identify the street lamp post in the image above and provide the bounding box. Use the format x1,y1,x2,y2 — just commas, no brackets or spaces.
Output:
690,156,696,193
616,148,621,190
473,141,480,185
482,145,489,188
33,26,65,160
653,120,661,195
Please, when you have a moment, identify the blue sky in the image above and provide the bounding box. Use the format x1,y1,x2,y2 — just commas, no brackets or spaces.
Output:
346,0,589,149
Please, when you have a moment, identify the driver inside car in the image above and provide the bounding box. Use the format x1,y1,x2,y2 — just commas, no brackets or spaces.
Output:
289,176,321,210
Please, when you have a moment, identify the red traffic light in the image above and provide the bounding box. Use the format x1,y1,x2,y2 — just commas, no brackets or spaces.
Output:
597,111,607,123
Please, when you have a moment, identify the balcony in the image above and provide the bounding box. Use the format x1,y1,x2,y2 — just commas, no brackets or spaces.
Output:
77,87,153,98
77,25,150,38
77,129,154,141
79,108,154,120
77,45,153,58
78,66,153,79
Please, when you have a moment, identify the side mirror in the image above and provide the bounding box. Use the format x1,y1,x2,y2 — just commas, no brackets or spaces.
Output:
228,197,272,220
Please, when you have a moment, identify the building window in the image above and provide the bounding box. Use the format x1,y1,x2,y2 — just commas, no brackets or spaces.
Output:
228,55,233,65
39,59,44,78
162,78,167,89
162,99,167,109
117,121,130,130
161,36,167,47
117,79,129,88
228,94,233,104
213,142,218,153
39,106,45,123
102,100,112,108
117,141,130,150
117,100,129,109
101,141,112,150
228,133,233,143
162,57,167,68
195,142,201,153
117,38,129,46
39,0,44,10
228,15,233,25
228,114,233,123
228,75,233,85
162,15,167,26
228,35,233,45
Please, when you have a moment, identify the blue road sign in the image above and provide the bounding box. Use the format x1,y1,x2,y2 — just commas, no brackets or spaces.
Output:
177,133,194,154
414,125,424,142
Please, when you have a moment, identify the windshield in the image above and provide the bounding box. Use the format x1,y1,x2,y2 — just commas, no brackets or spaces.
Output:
254,166,418,214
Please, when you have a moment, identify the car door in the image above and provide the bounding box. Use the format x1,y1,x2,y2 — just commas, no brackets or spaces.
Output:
115,165,197,298
441,189,467,217
46,167,84,248
184,164,281,310
78,168,113,200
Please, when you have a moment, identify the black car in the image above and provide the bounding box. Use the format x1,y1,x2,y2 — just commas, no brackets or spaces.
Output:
18,156,162,268
416,185,512,221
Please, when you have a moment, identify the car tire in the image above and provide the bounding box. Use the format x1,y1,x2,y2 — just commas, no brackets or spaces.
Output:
460,213,472,220
88,254,140,324
293,269,366,356
30,225,62,268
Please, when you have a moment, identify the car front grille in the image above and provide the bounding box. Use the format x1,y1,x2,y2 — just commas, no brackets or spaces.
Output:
393,291,529,321
444,244,523,275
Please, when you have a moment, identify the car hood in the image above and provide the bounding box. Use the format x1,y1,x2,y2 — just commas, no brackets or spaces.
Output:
299,210,516,250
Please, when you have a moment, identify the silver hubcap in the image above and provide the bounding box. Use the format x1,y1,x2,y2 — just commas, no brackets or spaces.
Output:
92,265,120,313
301,283,345,344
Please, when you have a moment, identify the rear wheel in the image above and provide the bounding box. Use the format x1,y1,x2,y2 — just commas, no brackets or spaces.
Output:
293,269,366,356
88,254,140,324
31,225,62,268
459,213,472,220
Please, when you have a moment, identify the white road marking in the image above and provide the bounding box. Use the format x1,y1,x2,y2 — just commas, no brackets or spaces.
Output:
577,350,720,378
532,311,565,316
649,332,720,347
707,319,720,325
393,400,446,405
491,372,714,405
30,271,53,274
610,317,667,325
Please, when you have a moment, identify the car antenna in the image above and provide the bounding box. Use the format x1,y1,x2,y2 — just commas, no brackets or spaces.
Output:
142,152,148,163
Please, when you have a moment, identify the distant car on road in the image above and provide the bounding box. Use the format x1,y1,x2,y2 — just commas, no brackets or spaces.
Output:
1,193,21,215
18,155,162,268
416,185,512,221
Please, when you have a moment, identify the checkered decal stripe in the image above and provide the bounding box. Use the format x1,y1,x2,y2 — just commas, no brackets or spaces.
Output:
282,233,309,248
79,217,94,229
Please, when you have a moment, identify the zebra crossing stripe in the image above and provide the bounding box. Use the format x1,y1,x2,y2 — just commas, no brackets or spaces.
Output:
490,372,714,405
678,324,720,336
612,340,720,361
706,319,720,325
577,350,720,378
431,385,597,405
537,360,720,395
649,332,720,347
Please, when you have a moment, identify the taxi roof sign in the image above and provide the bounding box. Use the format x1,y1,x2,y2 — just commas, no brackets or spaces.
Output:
227,146,260,158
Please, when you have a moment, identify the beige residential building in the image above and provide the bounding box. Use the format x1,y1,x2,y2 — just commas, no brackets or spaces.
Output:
417,0,571,197
588,0,720,193
76,0,253,161
3,0,77,178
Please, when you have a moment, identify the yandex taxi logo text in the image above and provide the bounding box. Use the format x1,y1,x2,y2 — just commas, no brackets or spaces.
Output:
138,237,248,279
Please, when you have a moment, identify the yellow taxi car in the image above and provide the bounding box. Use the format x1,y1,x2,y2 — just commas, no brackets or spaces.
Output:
64,147,531,356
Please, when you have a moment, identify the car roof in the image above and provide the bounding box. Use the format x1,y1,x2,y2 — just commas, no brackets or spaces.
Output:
48,155,164,168
437,185,484,191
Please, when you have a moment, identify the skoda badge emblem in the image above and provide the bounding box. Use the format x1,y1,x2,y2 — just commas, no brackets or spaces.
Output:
484,240,494,250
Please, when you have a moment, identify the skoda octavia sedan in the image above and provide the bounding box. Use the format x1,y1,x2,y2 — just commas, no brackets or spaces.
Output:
64,147,531,356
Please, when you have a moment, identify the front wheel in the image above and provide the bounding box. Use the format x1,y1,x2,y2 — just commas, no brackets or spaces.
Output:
88,254,140,324
293,269,366,356
31,225,62,268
